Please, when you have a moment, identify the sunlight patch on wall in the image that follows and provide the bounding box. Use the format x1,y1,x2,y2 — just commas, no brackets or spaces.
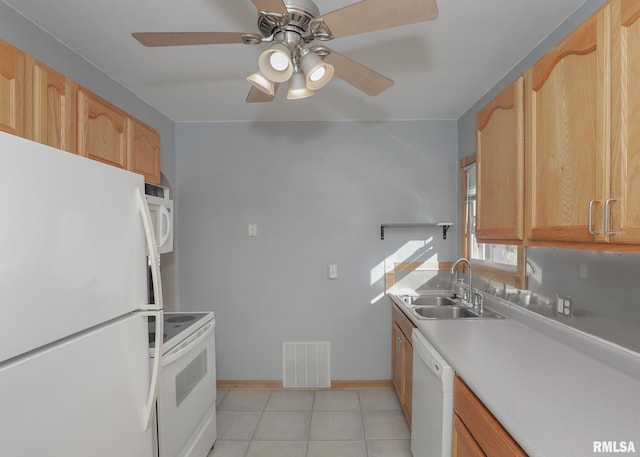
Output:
369,238,438,304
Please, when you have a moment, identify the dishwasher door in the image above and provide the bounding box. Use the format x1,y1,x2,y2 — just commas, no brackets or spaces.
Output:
411,329,454,457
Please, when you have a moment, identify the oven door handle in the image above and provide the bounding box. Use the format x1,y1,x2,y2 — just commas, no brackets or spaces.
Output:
161,321,215,367
136,188,163,312
140,309,163,431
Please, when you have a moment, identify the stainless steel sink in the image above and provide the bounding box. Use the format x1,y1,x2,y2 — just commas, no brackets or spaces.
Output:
402,295,458,306
411,305,479,319
394,292,504,320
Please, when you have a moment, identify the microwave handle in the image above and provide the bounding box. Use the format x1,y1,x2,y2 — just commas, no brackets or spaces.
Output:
158,205,171,248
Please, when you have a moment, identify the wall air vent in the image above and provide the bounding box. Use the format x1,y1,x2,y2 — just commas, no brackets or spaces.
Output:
282,342,330,388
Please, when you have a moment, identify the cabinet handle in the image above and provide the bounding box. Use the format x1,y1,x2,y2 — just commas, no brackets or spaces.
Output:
604,198,618,235
588,200,601,235
397,337,403,354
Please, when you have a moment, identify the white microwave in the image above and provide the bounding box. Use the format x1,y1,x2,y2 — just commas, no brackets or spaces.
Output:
145,184,173,254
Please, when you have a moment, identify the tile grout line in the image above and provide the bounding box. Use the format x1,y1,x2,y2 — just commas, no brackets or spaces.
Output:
242,390,271,457
359,390,370,457
303,390,316,457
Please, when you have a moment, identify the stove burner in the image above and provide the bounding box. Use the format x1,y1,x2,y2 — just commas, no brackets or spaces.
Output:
167,315,197,323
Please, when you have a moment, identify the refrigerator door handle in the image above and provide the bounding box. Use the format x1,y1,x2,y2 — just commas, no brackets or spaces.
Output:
136,188,165,431
141,309,163,431
136,188,163,311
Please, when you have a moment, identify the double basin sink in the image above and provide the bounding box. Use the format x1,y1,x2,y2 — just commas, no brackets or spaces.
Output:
397,293,503,320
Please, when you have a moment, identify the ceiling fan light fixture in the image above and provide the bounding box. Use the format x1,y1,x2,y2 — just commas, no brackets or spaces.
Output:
287,71,315,100
246,70,275,96
258,42,294,83
300,50,334,90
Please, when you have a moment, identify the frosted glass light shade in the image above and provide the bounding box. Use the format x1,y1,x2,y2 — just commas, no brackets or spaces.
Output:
287,72,314,100
246,70,275,96
258,43,294,83
300,51,334,90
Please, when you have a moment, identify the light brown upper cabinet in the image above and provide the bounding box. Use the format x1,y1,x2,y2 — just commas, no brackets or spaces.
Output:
525,5,610,244
609,0,640,243
25,57,77,153
476,76,525,243
128,118,161,185
0,40,25,137
1,38,161,183
78,88,129,169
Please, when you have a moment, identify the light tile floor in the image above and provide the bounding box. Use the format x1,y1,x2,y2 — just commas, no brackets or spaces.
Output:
209,388,412,457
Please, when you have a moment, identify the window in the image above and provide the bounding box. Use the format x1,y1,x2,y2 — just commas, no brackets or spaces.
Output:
460,158,525,288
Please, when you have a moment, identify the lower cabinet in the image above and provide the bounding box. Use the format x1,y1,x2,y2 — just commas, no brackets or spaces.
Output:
453,414,486,457
453,376,527,457
391,303,415,426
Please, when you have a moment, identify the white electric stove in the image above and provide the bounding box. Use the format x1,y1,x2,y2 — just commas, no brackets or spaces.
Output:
149,312,216,457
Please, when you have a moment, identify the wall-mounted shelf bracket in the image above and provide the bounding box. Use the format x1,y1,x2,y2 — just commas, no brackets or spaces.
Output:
380,222,453,240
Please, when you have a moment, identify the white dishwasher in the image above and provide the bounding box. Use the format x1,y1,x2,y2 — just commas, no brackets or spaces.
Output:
411,329,454,457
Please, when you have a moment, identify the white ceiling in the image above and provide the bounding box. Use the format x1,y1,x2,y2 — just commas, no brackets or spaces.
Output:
3,0,587,122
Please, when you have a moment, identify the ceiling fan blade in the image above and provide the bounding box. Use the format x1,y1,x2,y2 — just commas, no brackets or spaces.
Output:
132,32,254,47
246,84,280,103
323,48,394,96
251,0,288,16
317,0,438,39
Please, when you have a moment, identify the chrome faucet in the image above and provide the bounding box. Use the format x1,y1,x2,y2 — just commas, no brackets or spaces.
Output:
450,258,474,308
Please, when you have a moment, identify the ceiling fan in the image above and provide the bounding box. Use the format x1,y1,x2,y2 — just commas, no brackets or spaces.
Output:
132,0,438,102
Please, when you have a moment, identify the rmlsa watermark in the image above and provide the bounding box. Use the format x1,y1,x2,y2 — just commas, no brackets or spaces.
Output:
593,441,637,453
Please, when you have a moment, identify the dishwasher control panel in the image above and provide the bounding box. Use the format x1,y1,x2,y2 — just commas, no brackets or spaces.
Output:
412,329,454,390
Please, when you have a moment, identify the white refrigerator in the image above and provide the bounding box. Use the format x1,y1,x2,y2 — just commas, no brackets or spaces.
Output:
0,131,164,456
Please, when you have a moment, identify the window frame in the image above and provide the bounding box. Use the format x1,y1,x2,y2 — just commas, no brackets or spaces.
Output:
460,155,527,289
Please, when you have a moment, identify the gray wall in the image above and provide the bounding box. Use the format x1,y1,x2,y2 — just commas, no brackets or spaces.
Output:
526,247,640,354
0,2,178,308
175,121,459,380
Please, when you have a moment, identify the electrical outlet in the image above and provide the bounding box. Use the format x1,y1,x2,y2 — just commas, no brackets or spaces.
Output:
556,294,573,317
328,264,338,279
248,223,257,237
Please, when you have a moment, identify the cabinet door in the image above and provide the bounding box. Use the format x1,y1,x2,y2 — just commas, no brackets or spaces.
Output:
391,322,405,404
476,76,524,242
78,88,128,169
25,57,77,153
128,118,161,184
403,338,413,426
454,376,528,457
0,40,25,137
453,414,486,457
525,8,609,243
391,322,413,426
609,0,640,243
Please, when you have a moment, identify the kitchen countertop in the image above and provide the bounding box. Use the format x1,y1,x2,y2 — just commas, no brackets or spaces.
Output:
390,293,640,457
